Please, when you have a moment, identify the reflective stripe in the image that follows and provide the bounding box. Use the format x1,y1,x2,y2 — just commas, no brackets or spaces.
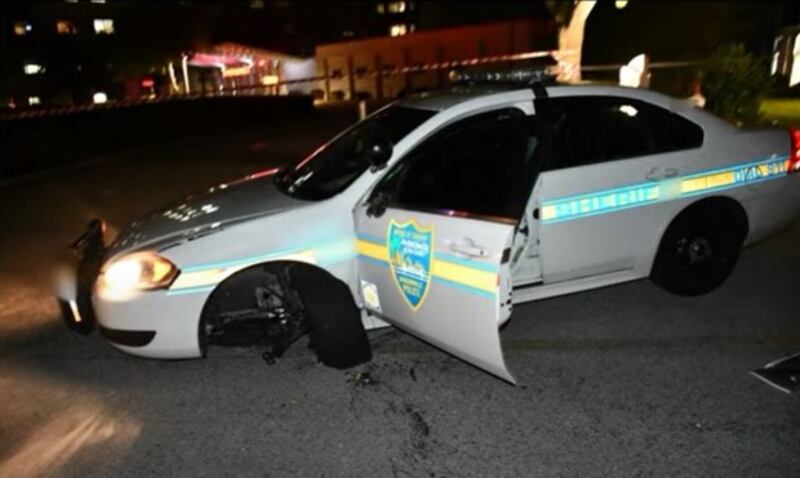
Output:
541,183,661,224
356,238,498,295
681,171,735,194
181,248,308,273
680,156,789,197
170,250,317,291
430,257,497,292
542,155,789,224
169,237,356,294
432,276,496,300
433,251,499,273
166,285,216,296
356,239,388,263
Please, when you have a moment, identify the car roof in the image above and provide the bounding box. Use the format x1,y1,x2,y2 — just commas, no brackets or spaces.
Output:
399,84,684,112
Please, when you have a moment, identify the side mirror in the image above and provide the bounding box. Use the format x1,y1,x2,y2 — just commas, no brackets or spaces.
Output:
364,136,393,171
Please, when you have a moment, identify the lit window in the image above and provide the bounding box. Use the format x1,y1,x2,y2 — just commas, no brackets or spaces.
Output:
772,36,783,76
93,92,108,104
90,0,107,3
376,3,385,14
65,0,79,3
389,23,407,37
56,20,78,34
28,96,41,106
93,19,114,34
387,1,406,13
13,21,32,36
791,33,800,88
772,52,780,76
23,63,44,75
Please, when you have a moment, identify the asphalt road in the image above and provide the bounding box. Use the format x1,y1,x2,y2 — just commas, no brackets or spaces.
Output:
1,108,799,477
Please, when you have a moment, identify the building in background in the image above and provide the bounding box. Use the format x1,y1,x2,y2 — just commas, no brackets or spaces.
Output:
1,0,556,109
315,18,554,102
0,0,393,109
1,0,129,108
5,1,794,111
186,42,315,96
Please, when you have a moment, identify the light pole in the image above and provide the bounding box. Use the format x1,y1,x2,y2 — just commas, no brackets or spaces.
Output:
553,0,597,83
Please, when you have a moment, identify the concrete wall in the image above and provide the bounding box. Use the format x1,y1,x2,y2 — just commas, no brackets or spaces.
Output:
315,18,555,101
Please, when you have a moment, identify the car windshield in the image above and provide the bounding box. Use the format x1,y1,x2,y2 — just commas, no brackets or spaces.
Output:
275,106,435,201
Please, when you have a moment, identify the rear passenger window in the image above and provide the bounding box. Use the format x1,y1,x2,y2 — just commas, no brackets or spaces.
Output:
650,105,704,151
538,96,703,170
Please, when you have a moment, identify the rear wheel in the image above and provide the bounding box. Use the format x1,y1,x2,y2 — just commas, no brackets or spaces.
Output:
290,266,372,369
651,202,746,296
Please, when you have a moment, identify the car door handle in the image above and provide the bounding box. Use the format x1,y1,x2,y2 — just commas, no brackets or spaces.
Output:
645,167,679,181
448,239,490,258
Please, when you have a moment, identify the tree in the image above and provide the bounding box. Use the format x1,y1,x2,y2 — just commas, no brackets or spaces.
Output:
702,43,770,126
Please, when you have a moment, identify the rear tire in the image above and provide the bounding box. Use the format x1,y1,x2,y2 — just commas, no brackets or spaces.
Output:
651,202,746,296
290,267,372,369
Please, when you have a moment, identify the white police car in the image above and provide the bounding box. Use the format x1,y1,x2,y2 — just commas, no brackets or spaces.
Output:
56,73,800,382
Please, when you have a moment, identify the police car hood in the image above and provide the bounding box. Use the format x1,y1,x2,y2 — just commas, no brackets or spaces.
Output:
108,173,304,255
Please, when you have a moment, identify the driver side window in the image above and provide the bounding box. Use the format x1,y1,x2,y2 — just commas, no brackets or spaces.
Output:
372,108,540,222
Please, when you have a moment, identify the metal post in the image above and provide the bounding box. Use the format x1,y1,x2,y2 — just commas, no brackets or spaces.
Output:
323,58,331,102
402,47,411,95
358,100,368,120
346,55,356,101
181,54,191,94
375,52,384,100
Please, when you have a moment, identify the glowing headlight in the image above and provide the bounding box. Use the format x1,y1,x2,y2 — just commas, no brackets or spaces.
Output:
97,252,178,298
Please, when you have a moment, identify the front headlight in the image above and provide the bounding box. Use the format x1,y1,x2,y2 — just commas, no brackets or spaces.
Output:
97,251,179,299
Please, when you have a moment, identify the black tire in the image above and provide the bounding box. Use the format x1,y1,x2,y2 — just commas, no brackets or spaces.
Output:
651,202,746,296
289,266,372,369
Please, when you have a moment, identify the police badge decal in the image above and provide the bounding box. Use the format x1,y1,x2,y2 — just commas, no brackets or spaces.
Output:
387,219,433,310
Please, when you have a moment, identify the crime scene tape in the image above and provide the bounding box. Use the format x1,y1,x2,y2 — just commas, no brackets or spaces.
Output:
1,50,695,120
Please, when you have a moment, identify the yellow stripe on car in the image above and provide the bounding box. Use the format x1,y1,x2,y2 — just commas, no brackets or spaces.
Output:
356,239,497,293
430,258,497,292
171,250,317,290
680,171,735,194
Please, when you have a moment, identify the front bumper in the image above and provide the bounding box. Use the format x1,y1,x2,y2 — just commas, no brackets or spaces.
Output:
56,219,105,335
55,220,204,357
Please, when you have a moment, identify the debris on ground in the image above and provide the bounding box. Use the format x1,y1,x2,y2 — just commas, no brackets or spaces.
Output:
406,405,430,450
751,351,800,394
348,367,380,387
